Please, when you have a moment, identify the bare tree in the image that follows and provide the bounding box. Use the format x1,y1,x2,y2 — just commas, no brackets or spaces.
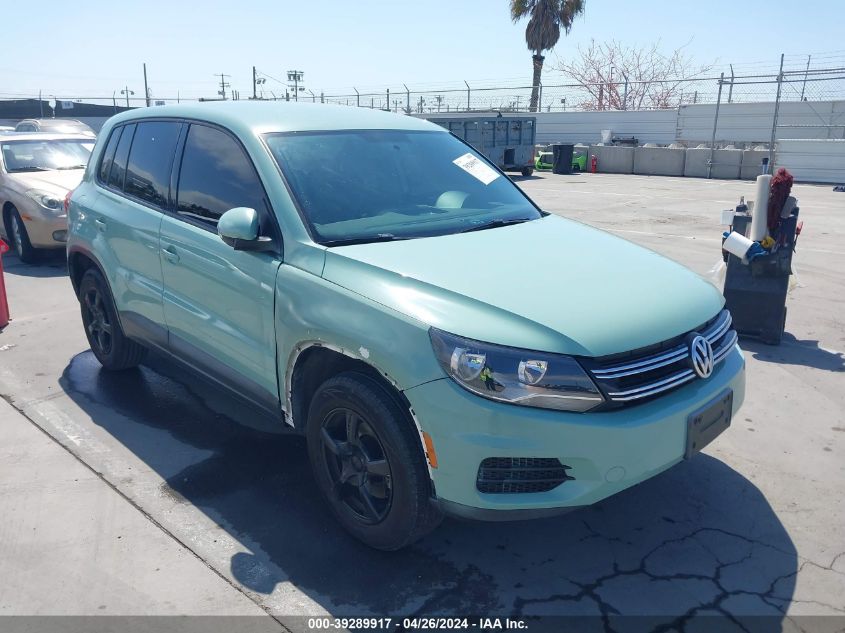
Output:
555,40,713,110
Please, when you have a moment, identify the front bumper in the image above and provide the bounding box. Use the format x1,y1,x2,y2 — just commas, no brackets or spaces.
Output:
20,210,68,249
405,345,745,517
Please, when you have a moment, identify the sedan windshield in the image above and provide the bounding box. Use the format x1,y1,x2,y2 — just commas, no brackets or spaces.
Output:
264,130,541,245
1,139,94,173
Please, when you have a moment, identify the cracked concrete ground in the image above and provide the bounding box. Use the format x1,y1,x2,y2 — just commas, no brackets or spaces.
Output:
0,173,842,630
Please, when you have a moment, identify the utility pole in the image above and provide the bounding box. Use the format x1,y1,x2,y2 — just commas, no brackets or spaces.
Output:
253,66,257,100
121,86,134,108
287,70,304,101
217,73,231,99
143,63,150,107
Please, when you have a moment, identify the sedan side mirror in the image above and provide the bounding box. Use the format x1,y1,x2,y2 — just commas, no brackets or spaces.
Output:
218,207,274,252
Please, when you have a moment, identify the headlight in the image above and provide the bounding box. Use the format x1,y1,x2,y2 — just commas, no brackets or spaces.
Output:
25,189,65,213
429,328,604,412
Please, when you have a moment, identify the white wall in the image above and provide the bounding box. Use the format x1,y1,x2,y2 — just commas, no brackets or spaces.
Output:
677,100,845,144
421,100,845,148
775,139,845,183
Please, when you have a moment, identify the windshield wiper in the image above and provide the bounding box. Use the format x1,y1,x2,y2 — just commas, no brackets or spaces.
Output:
11,166,49,172
322,233,412,247
57,164,87,170
458,217,533,233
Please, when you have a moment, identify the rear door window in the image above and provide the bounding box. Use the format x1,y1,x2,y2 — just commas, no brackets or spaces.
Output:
98,127,123,183
175,123,266,227
124,121,181,209
108,123,135,190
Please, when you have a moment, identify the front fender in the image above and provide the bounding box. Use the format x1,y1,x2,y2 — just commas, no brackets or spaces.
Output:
275,264,444,420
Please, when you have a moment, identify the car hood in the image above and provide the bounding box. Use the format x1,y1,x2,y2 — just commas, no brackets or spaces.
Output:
6,169,85,194
322,215,724,357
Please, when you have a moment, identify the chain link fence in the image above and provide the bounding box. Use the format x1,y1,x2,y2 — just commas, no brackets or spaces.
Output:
2,61,843,118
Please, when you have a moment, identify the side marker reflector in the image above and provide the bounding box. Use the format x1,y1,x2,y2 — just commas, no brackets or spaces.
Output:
422,431,438,469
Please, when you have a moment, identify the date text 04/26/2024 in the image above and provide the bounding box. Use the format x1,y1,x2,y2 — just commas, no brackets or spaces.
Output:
306,618,529,630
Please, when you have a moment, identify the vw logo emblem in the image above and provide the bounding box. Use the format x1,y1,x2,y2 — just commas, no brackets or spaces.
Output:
689,335,715,379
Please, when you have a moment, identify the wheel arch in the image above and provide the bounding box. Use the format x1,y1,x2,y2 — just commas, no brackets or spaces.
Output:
286,343,436,479
67,246,107,296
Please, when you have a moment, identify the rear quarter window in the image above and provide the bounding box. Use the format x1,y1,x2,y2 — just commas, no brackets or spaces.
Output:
98,127,123,183
108,123,135,190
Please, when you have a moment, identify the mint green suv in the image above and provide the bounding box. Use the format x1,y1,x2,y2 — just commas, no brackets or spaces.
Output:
67,103,744,550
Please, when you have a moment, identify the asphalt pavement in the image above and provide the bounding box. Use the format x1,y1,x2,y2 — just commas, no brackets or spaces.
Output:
0,173,842,630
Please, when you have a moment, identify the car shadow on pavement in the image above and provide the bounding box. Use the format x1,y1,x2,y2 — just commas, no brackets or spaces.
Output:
1,250,67,278
742,335,845,372
59,350,798,627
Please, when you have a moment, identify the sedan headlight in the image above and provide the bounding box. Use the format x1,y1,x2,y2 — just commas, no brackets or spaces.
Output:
429,328,604,412
25,189,65,213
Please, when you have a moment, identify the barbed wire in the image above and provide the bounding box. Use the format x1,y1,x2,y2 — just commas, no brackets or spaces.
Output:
3,66,844,115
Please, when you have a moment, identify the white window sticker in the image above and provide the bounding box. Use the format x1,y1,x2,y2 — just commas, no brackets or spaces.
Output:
452,152,500,185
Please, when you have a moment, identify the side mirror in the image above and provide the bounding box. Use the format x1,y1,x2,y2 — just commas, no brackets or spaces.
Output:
218,207,274,252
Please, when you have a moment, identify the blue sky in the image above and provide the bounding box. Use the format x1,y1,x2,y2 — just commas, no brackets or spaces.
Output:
1,0,840,102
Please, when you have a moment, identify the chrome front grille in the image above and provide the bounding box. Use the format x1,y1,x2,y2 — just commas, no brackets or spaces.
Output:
584,310,738,405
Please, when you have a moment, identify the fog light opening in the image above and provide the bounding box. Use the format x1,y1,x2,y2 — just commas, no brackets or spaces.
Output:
52,230,68,242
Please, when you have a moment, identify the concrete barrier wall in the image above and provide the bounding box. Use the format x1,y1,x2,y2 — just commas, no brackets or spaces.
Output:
684,148,741,179
741,150,769,179
588,145,634,174
633,146,685,176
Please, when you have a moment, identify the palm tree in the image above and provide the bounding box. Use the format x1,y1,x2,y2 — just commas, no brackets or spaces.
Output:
510,0,586,111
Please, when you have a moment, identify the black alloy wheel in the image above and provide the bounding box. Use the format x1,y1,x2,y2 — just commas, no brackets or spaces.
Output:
81,284,113,357
320,407,393,524
306,372,442,550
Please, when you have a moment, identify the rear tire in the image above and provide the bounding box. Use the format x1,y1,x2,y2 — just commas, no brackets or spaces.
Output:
306,372,442,550
521,166,534,177
78,268,147,370
6,207,37,264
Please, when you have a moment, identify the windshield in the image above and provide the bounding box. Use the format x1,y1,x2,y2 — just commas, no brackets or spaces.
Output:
1,139,93,172
265,130,541,245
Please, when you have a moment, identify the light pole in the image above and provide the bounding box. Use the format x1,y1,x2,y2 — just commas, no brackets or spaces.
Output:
287,70,304,102
121,87,134,108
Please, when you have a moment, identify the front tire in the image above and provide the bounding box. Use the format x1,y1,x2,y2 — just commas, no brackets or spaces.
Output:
521,166,534,177
79,268,147,370
6,207,37,264
306,372,442,550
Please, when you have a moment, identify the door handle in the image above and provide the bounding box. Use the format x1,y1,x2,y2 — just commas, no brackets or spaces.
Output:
163,246,180,263
94,218,107,232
